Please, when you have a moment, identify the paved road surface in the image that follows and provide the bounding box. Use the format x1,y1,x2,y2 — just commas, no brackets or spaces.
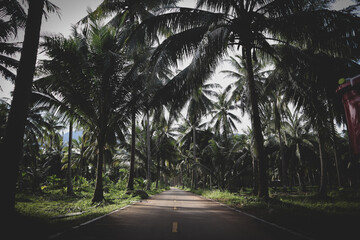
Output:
53,188,308,240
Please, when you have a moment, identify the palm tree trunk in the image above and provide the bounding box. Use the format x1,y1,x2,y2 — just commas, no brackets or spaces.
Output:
127,110,136,190
328,102,342,187
317,126,327,198
92,132,105,202
274,102,287,190
156,153,160,189
251,154,258,194
278,127,287,190
192,124,198,189
79,134,86,177
163,158,168,187
296,143,306,191
146,111,152,190
1,0,44,214
67,119,74,195
244,46,268,200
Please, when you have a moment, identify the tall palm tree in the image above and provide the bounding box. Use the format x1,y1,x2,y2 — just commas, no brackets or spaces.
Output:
135,0,360,199
41,20,129,202
1,0,60,215
185,83,218,188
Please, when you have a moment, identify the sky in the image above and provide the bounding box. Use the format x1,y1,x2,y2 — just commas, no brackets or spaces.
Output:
0,0,356,132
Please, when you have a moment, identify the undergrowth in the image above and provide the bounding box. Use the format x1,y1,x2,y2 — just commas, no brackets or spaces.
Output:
15,179,169,237
184,186,360,239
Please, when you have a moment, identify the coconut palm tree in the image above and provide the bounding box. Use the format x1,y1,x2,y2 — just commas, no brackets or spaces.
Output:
1,0,60,215
80,0,180,27
40,20,131,202
183,83,218,188
209,88,241,140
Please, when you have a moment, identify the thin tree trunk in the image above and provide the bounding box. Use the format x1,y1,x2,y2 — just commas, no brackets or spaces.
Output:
146,111,152,190
164,158,168,187
193,124,198,189
277,126,287,189
31,156,41,193
296,143,306,191
1,0,44,215
156,152,160,189
92,133,105,202
274,97,287,190
244,46,268,200
67,120,74,195
127,110,136,190
160,158,165,186
252,155,258,194
79,133,86,177
92,52,112,201
317,128,327,198
329,109,342,187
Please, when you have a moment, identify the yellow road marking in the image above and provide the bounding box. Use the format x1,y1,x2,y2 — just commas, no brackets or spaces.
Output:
172,222,178,233
174,200,176,202
174,206,177,210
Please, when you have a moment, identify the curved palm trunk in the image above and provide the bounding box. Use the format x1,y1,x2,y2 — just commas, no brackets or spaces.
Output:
67,120,74,195
127,109,136,190
2,0,44,214
244,46,268,200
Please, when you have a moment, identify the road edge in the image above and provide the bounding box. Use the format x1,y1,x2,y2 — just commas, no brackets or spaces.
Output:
189,190,314,240
47,200,141,239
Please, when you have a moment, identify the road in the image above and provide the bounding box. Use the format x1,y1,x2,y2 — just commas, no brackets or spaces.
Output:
52,188,308,240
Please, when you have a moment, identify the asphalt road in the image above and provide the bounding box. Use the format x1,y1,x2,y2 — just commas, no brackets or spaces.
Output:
52,188,308,240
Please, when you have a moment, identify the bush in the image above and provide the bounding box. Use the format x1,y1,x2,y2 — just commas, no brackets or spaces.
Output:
73,176,91,192
44,175,62,190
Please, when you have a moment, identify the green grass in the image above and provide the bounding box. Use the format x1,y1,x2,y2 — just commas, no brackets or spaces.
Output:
186,187,360,239
14,185,169,238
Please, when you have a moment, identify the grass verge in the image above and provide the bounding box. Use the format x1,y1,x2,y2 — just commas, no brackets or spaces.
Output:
186,187,360,240
14,186,169,239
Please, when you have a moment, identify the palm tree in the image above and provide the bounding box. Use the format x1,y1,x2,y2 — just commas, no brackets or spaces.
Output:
184,83,218,188
41,20,130,202
1,0,60,215
129,0,360,198
209,88,241,140
80,0,180,27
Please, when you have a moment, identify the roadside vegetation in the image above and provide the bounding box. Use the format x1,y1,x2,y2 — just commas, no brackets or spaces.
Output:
15,177,168,238
187,187,360,239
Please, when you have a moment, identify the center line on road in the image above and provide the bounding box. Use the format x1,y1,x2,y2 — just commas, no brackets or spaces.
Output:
172,222,178,233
